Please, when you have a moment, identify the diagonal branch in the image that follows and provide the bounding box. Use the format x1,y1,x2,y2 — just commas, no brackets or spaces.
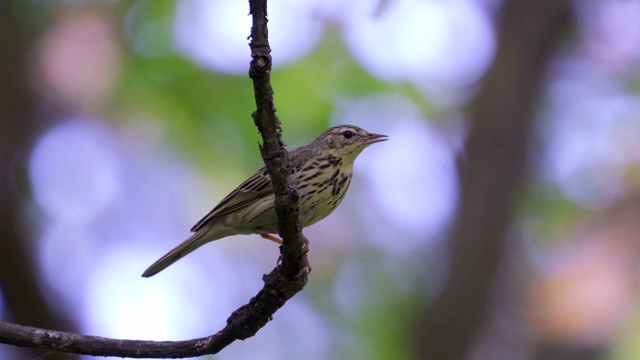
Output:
0,269,305,358
0,0,308,357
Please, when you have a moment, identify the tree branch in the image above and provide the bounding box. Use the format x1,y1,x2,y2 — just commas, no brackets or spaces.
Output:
248,0,307,280
0,269,305,358
0,0,307,357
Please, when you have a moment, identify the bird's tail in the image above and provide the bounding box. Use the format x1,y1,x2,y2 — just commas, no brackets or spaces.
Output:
142,230,214,277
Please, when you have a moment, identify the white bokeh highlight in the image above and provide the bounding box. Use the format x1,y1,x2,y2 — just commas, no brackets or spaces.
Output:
540,60,640,208
174,0,324,74
83,245,227,340
342,0,495,85
29,120,122,223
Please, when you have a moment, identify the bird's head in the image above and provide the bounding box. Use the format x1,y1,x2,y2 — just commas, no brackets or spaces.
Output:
313,125,388,159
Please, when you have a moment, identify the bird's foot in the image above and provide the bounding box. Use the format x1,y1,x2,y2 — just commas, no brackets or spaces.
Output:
273,234,311,274
299,233,312,275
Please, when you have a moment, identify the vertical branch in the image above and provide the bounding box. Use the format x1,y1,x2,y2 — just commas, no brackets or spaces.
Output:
248,0,308,280
416,1,573,358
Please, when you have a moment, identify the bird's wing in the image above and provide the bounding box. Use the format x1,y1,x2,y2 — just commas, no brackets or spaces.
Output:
190,146,313,232
190,167,273,232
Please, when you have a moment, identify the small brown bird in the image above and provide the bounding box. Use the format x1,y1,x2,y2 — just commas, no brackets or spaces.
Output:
142,125,387,277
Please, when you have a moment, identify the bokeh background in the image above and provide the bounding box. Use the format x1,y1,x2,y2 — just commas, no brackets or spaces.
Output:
1,0,640,359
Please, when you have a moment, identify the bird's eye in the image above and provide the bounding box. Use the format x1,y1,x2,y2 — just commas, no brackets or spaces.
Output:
342,130,353,139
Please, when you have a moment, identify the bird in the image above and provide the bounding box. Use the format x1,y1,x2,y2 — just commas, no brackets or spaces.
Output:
142,124,387,277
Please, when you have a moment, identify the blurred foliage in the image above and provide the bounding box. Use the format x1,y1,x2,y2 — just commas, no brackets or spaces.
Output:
111,11,397,179
520,185,584,247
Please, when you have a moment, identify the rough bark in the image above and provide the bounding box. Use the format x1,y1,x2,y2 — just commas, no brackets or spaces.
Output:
248,0,308,280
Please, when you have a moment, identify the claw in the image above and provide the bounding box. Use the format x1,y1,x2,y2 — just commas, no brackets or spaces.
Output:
302,234,310,255
298,261,312,277
277,253,283,266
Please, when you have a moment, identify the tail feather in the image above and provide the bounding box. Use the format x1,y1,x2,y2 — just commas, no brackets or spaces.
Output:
142,231,212,277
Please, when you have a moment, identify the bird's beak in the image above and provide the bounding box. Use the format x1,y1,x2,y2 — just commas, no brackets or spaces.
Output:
365,133,388,144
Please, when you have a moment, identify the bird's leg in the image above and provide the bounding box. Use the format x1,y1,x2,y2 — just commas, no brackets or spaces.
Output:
253,228,285,265
254,227,307,253
259,233,283,244
253,227,283,244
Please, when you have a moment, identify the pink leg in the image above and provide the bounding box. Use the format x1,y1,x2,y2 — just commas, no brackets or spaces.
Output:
253,227,283,244
255,228,307,251
263,233,309,253
259,233,283,244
